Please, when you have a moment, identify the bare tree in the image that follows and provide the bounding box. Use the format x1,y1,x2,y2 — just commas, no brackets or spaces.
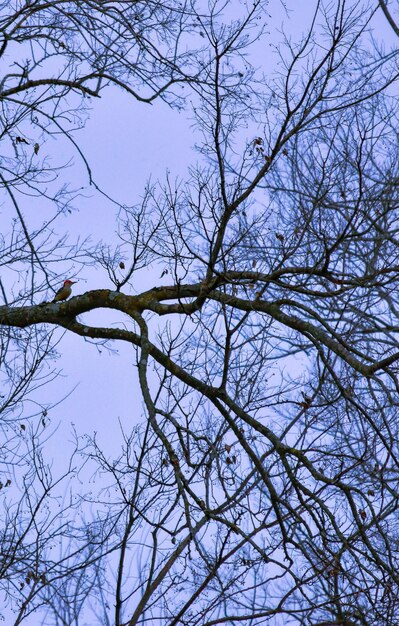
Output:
2,1,399,625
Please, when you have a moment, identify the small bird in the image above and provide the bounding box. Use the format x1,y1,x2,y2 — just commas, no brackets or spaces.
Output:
52,279,76,303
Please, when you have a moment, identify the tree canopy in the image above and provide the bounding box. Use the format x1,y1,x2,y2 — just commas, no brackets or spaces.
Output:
1,1,399,625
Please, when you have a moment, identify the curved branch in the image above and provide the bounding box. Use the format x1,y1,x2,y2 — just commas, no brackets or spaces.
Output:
379,0,399,38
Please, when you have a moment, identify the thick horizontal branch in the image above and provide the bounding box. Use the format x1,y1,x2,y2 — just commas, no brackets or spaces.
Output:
0,285,204,327
0,283,395,376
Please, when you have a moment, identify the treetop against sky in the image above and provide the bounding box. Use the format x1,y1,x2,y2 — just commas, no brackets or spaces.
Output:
1,2,399,625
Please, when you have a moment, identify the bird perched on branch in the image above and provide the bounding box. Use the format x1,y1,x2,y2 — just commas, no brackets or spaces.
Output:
52,279,76,303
